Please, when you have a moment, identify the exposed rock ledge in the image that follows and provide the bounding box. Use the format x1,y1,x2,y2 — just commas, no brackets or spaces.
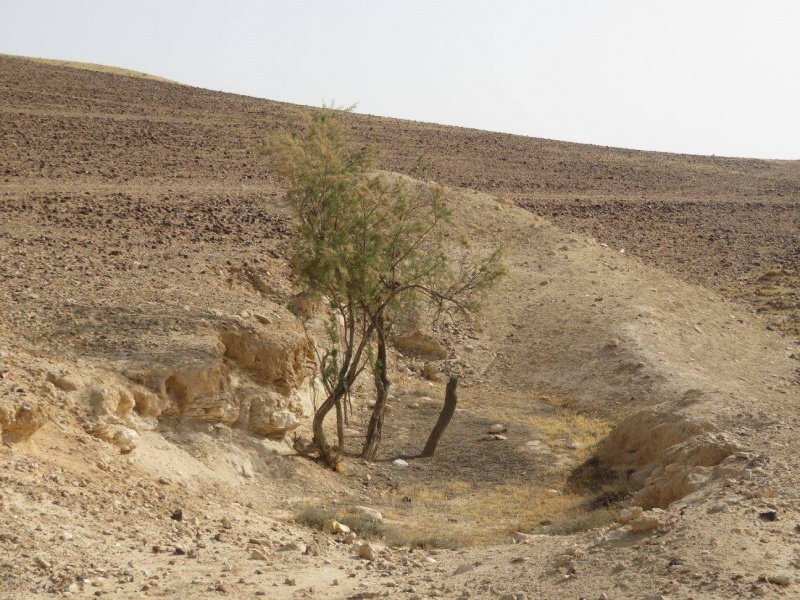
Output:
592,410,752,509
8,317,319,453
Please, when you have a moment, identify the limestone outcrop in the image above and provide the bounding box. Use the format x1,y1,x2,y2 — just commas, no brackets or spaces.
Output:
593,410,747,508
72,318,318,451
0,397,48,444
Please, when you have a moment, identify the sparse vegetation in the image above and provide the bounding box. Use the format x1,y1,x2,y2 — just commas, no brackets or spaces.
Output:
294,503,469,549
5,54,180,83
266,108,503,467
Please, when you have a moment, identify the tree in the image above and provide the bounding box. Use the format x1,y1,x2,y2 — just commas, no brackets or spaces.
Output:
267,108,503,468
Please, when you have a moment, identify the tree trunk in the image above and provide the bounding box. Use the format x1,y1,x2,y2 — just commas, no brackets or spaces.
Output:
421,374,459,458
312,384,346,469
335,394,345,452
313,309,377,470
362,317,389,461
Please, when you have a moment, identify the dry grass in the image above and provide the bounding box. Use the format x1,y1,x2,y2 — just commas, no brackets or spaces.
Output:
294,502,470,549
364,385,619,545
5,54,180,84
490,405,613,461
386,480,605,545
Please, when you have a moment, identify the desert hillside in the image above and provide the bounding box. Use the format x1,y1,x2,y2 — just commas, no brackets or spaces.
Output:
1,54,800,599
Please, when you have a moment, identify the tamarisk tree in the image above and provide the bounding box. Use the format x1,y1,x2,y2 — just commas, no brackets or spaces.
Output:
267,108,503,468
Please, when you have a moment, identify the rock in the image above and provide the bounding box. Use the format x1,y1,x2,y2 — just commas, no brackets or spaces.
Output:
251,549,269,561
284,577,297,586
453,563,474,575
89,387,134,418
392,330,448,359
358,542,376,561
409,402,420,409
350,506,383,521
759,509,778,522
90,423,138,453
219,323,314,391
392,459,409,468
221,517,232,529
595,411,742,508
323,520,350,535
304,543,320,556
617,506,643,524
422,362,445,382
60,531,73,541
254,313,272,325
34,556,52,570
277,542,302,552
248,402,302,437
171,509,183,521
767,574,791,586
0,397,48,443
265,409,301,437
130,387,164,418
46,372,79,392
708,501,727,513
630,516,662,533
289,292,319,319
488,424,507,434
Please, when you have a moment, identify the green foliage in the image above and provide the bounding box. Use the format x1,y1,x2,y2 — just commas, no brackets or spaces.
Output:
266,107,504,464
269,107,502,328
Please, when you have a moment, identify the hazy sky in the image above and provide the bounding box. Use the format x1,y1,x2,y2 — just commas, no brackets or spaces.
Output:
3,1,799,159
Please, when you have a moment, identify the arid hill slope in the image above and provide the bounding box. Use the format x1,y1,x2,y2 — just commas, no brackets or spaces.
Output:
3,53,799,315
1,55,800,599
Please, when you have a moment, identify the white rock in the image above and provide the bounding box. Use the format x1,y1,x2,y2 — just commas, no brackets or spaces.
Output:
768,574,791,586
266,410,301,435
392,459,409,468
343,532,357,544
323,519,350,534
617,506,642,524
358,542,376,561
350,506,383,521
112,428,139,453
707,501,727,514
630,516,661,533
488,424,507,434
453,563,474,575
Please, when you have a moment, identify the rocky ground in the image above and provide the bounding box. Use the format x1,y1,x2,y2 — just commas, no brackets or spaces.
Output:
1,54,800,599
